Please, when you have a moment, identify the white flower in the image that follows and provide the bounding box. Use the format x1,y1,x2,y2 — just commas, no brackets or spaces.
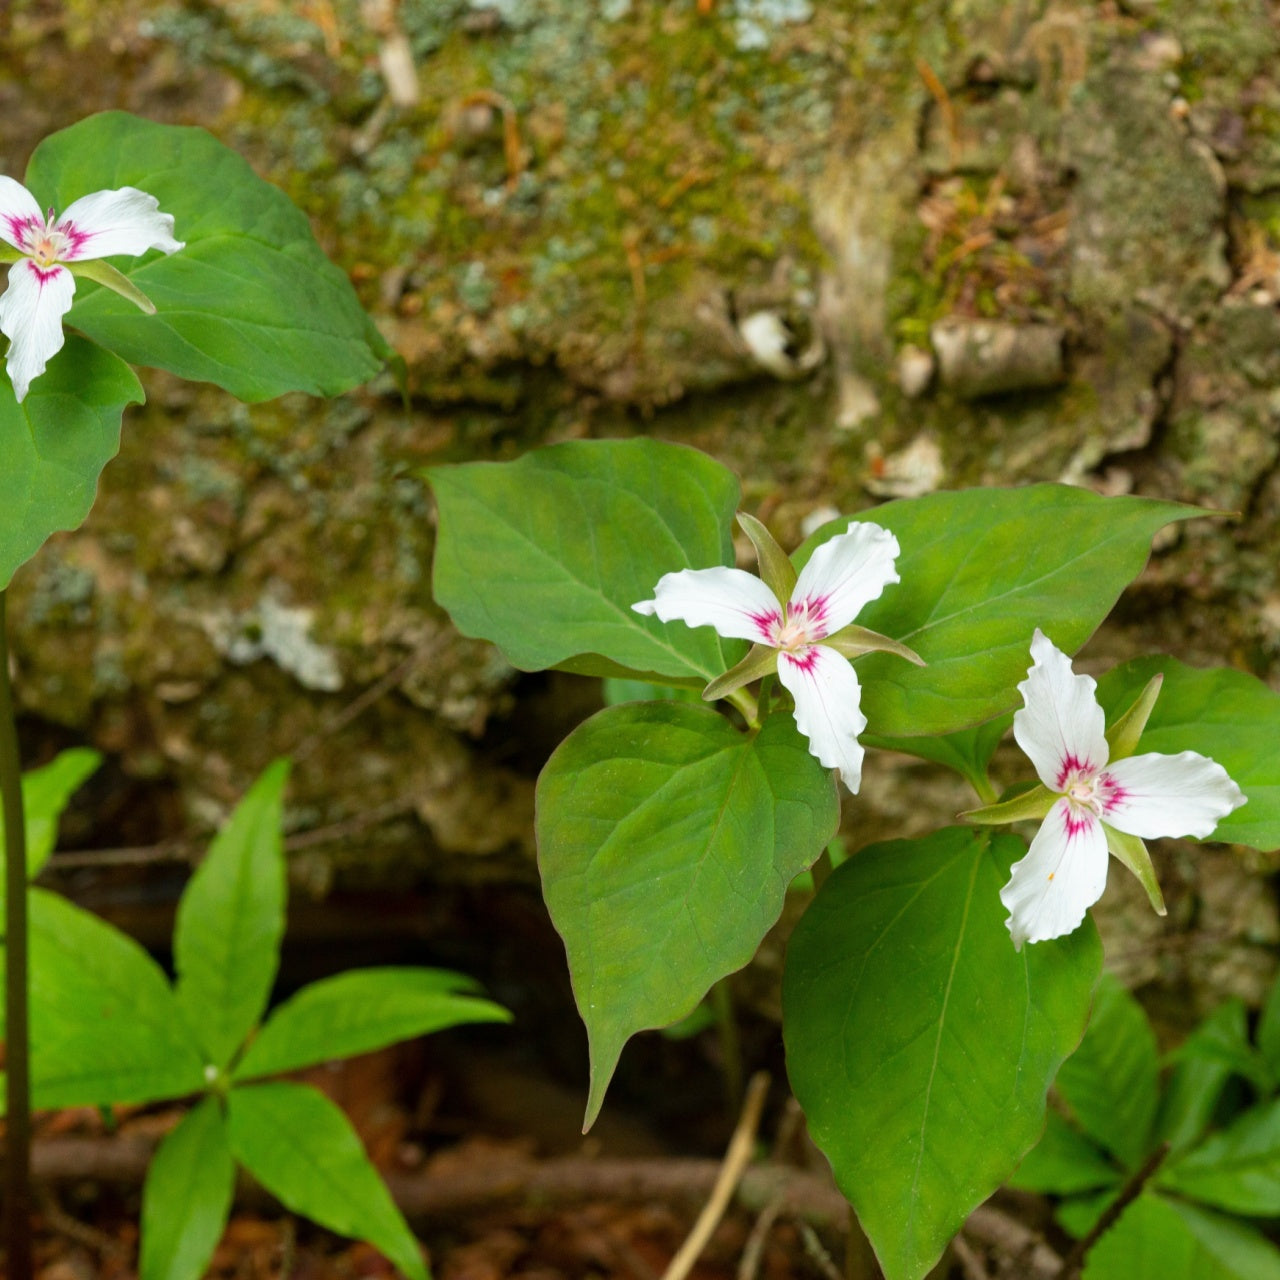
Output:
0,177,184,401
999,630,1245,949
633,519,912,792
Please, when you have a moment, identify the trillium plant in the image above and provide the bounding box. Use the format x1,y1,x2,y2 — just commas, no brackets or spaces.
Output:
0,112,398,1280
430,439,1280,1280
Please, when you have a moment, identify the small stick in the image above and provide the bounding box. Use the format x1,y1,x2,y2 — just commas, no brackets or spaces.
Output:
737,1191,785,1280
661,1072,771,1280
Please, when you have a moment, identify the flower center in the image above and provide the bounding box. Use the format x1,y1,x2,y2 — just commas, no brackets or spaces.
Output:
1062,765,1126,820
774,615,811,650
1068,776,1097,805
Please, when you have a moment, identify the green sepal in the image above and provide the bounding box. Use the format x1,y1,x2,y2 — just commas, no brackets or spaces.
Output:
70,258,156,314
1105,823,1166,916
736,511,797,601
1106,673,1164,761
702,642,779,702
0,248,19,265
962,784,1056,825
824,623,926,668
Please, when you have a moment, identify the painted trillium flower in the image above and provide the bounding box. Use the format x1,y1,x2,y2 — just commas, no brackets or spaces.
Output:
0,176,184,402
633,514,922,792
967,630,1246,950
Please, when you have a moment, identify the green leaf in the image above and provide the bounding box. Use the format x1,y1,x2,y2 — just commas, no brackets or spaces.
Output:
428,439,743,683
537,703,838,1130
28,888,206,1107
22,747,101,880
1258,966,1280,1084
1157,999,1265,1154
799,485,1196,738
1097,657,1280,851
140,1097,235,1280
227,1081,426,1280
233,967,510,1082
1082,1194,1280,1280
1055,971,1160,1171
0,335,142,591
1007,1108,1122,1196
866,716,1011,798
24,112,389,402
174,760,290,1068
782,828,1101,1280
1158,1097,1280,1214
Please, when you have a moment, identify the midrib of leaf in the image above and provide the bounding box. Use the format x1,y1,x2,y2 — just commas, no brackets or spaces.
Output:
905,849,982,1229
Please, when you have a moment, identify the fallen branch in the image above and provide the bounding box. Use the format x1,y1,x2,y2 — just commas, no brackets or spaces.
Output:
31,1131,1064,1277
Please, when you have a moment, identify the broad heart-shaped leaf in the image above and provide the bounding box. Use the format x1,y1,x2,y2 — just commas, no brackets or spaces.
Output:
0,335,141,591
797,485,1196,739
28,888,205,1107
1097,657,1280,851
428,438,743,683
537,702,838,1129
781,827,1101,1280
140,1096,235,1280
1158,1096,1280,1214
227,1081,426,1280
1082,1193,1280,1280
232,966,510,1082
175,759,290,1069
24,111,389,402
1054,970,1160,1171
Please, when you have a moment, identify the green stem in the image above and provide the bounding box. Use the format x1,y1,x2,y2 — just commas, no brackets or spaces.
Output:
810,845,835,894
969,767,999,807
0,592,32,1280
710,980,744,1119
727,687,759,727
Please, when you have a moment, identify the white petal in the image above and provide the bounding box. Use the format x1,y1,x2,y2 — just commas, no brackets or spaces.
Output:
54,187,184,261
0,177,44,254
1000,798,1109,950
1013,629,1109,792
776,644,867,791
0,260,75,402
1102,751,1246,840
632,566,783,644
789,521,901,638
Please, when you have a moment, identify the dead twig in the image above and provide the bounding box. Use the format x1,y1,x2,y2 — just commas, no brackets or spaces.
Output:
662,1072,771,1280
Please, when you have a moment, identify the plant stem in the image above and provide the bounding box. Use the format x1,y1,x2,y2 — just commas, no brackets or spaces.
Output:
1056,1142,1169,1279
710,980,744,1118
0,591,32,1280
968,767,999,807
810,845,835,893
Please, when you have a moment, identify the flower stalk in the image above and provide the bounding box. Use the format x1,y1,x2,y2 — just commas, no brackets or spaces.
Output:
0,591,32,1280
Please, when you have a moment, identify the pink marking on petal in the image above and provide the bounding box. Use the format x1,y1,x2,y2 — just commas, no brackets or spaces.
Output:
1062,805,1095,840
1055,753,1095,791
749,608,782,643
5,215,39,251
784,646,821,675
792,594,832,638
1096,772,1129,815
52,218,92,261
28,264,63,286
